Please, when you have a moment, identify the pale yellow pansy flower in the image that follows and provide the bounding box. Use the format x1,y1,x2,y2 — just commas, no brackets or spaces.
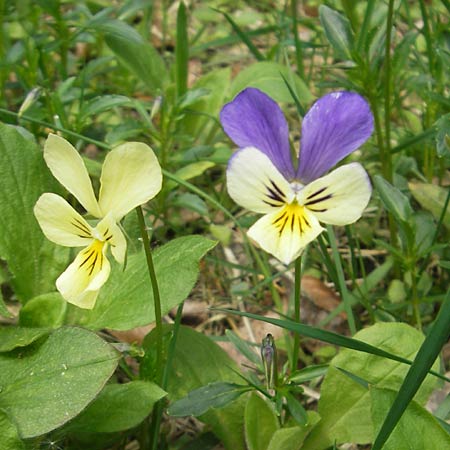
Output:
34,134,162,309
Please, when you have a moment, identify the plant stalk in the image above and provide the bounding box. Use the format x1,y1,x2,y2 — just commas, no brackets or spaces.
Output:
291,255,302,372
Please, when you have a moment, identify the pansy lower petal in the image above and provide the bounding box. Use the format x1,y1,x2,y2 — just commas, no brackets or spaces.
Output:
298,163,372,225
34,193,93,247
220,87,295,179
248,205,324,264
297,92,374,183
44,134,102,217
95,214,127,264
227,147,294,214
98,142,162,221
56,240,110,309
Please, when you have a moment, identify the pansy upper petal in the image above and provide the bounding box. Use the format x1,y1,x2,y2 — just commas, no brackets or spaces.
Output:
98,142,162,221
95,214,127,264
220,87,295,180
56,240,110,309
44,134,102,217
227,147,294,214
298,163,372,225
248,204,324,264
296,92,374,183
34,193,93,247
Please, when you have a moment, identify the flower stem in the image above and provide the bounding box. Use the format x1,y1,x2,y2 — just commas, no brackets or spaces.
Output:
136,206,164,447
291,255,302,372
327,225,357,335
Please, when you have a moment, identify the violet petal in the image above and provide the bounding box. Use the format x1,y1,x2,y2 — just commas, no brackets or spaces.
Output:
220,87,295,179
296,91,374,183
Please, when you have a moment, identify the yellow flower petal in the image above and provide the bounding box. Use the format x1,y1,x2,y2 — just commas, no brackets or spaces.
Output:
98,142,162,220
95,214,127,264
34,193,93,247
44,134,102,217
56,240,111,309
298,163,372,225
248,203,324,264
227,147,294,214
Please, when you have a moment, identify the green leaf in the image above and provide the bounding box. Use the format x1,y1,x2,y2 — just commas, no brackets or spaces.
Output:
218,309,447,382
73,236,216,330
409,181,450,230
79,95,134,124
226,330,262,368
374,175,413,223
230,62,313,104
302,323,440,450
0,123,70,302
216,9,265,61
175,2,188,98
144,325,247,450
244,393,279,450
96,19,168,93
371,388,450,450
165,161,215,191
0,327,119,438
266,411,321,450
319,5,354,60
372,290,450,450
0,327,50,352
66,381,166,433
19,292,66,328
179,67,231,139
168,382,249,417
0,410,24,450
288,364,328,384
0,296,12,319
285,392,308,426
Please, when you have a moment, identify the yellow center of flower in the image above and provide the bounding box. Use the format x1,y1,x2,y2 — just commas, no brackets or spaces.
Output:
78,239,105,277
272,202,311,236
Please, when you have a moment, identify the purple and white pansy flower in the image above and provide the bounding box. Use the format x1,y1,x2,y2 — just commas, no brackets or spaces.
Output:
220,87,374,264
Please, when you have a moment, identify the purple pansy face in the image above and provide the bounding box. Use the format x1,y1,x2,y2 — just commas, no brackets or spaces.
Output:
220,87,374,264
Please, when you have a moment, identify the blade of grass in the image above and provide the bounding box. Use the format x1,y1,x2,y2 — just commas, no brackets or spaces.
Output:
214,9,265,61
279,71,306,116
175,2,188,99
215,308,450,383
372,288,450,450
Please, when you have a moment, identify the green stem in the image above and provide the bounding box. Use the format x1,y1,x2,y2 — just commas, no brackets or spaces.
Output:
291,255,302,372
136,206,164,448
291,0,305,79
327,225,357,335
150,302,185,450
383,0,395,183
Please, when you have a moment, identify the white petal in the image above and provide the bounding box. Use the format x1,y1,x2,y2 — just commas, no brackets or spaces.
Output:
248,204,324,264
98,142,162,221
56,240,111,309
297,163,372,225
34,193,93,247
227,147,294,214
44,134,102,217
94,214,127,264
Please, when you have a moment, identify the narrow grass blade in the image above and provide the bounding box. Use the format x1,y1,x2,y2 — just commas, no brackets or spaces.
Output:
279,72,306,116
214,9,265,61
371,288,450,450
176,2,189,98
216,308,449,383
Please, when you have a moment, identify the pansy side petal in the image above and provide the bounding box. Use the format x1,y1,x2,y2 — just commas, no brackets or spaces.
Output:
227,147,294,214
56,240,110,309
297,92,374,183
95,214,127,264
98,142,162,221
34,193,93,247
44,134,102,217
248,205,324,264
220,87,295,180
298,163,372,225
